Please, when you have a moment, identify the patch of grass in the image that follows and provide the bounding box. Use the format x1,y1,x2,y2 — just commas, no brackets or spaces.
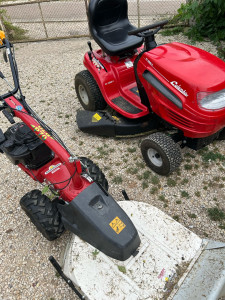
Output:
184,153,195,158
142,181,148,189
112,176,123,184
136,161,145,168
181,191,189,198
175,169,181,176
176,200,182,204
208,207,225,221
92,249,99,259
213,176,220,182
173,215,180,221
167,178,176,187
188,213,197,218
195,191,201,197
159,194,166,202
150,187,158,194
181,178,189,185
3,19,27,40
127,167,139,175
127,147,136,153
184,164,192,170
117,265,126,274
97,146,108,157
201,151,225,163
142,171,151,180
151,176,160,185
218,224,225,230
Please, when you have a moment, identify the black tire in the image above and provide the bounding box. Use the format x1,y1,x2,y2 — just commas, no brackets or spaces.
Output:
140,132,182,176
75,70,107,111
20,190,64,241
79,157,109,191
217,127,225,140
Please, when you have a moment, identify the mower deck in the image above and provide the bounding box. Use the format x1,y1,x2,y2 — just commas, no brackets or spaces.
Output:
76,110,161,137
62,201,225,300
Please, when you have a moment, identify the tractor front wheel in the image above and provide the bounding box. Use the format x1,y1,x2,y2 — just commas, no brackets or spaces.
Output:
140,132,182,176
75,70,106,111
20,190,64,241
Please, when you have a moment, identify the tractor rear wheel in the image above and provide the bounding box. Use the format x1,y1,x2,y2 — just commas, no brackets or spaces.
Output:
75,70,107,111
79,157,109,191
140,132,182,175
20,190,64,241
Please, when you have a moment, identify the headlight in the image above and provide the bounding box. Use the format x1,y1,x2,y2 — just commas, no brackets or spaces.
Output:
197,89,225,110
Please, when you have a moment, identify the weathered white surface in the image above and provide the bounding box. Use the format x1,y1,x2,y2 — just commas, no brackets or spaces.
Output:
63,201,203,300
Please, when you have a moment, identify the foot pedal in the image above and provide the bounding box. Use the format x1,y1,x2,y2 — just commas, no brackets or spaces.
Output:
111,96,142,114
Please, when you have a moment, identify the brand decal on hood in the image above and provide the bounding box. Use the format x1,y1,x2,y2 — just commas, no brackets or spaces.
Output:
145,56,189,97
170,81,188,97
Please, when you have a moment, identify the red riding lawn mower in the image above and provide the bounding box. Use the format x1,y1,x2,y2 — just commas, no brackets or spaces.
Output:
75,0,225,175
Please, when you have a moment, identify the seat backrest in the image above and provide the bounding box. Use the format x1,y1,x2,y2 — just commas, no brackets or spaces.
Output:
88,0,129,31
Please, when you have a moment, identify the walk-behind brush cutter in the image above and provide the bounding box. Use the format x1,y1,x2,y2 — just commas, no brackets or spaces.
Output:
0,30,140,283
0,32,225,300
75,0,225,175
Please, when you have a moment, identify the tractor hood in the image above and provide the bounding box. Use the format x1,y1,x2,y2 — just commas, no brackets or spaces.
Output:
144,42,225,96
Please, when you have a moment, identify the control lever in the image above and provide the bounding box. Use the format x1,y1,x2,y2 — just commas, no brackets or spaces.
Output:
87,41,107,72
2,109,15,124
87,41,93,52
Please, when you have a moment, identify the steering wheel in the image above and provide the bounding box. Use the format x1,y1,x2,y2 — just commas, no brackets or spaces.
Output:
128,20,168,37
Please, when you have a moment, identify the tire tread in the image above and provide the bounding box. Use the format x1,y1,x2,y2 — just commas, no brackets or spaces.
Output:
75,70,106,110
20,190,64,241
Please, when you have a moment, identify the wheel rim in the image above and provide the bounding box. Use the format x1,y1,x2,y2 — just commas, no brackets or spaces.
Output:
78,84,89,105
147,148,163,167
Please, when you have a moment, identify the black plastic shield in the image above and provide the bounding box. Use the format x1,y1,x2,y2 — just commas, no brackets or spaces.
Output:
58,183,140,261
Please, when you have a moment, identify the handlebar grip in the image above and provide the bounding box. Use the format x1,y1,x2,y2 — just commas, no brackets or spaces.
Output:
2,109,15,124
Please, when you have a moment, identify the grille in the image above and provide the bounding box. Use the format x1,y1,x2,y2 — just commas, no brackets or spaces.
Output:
167,109,194,129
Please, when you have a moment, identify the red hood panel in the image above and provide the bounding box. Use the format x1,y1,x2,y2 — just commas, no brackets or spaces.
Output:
145,42,225,92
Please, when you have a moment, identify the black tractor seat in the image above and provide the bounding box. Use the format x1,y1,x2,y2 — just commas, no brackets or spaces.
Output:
88,0,143,56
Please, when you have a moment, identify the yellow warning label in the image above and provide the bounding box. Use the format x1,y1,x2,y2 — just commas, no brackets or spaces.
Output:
112,116,120,122
92,113,102,123
109,216,126,234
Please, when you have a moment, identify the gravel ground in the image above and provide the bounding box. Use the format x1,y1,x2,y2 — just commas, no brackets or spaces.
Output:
0,34,224,300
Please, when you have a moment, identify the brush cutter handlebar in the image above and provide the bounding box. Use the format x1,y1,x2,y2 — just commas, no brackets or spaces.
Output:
0,36,19,100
